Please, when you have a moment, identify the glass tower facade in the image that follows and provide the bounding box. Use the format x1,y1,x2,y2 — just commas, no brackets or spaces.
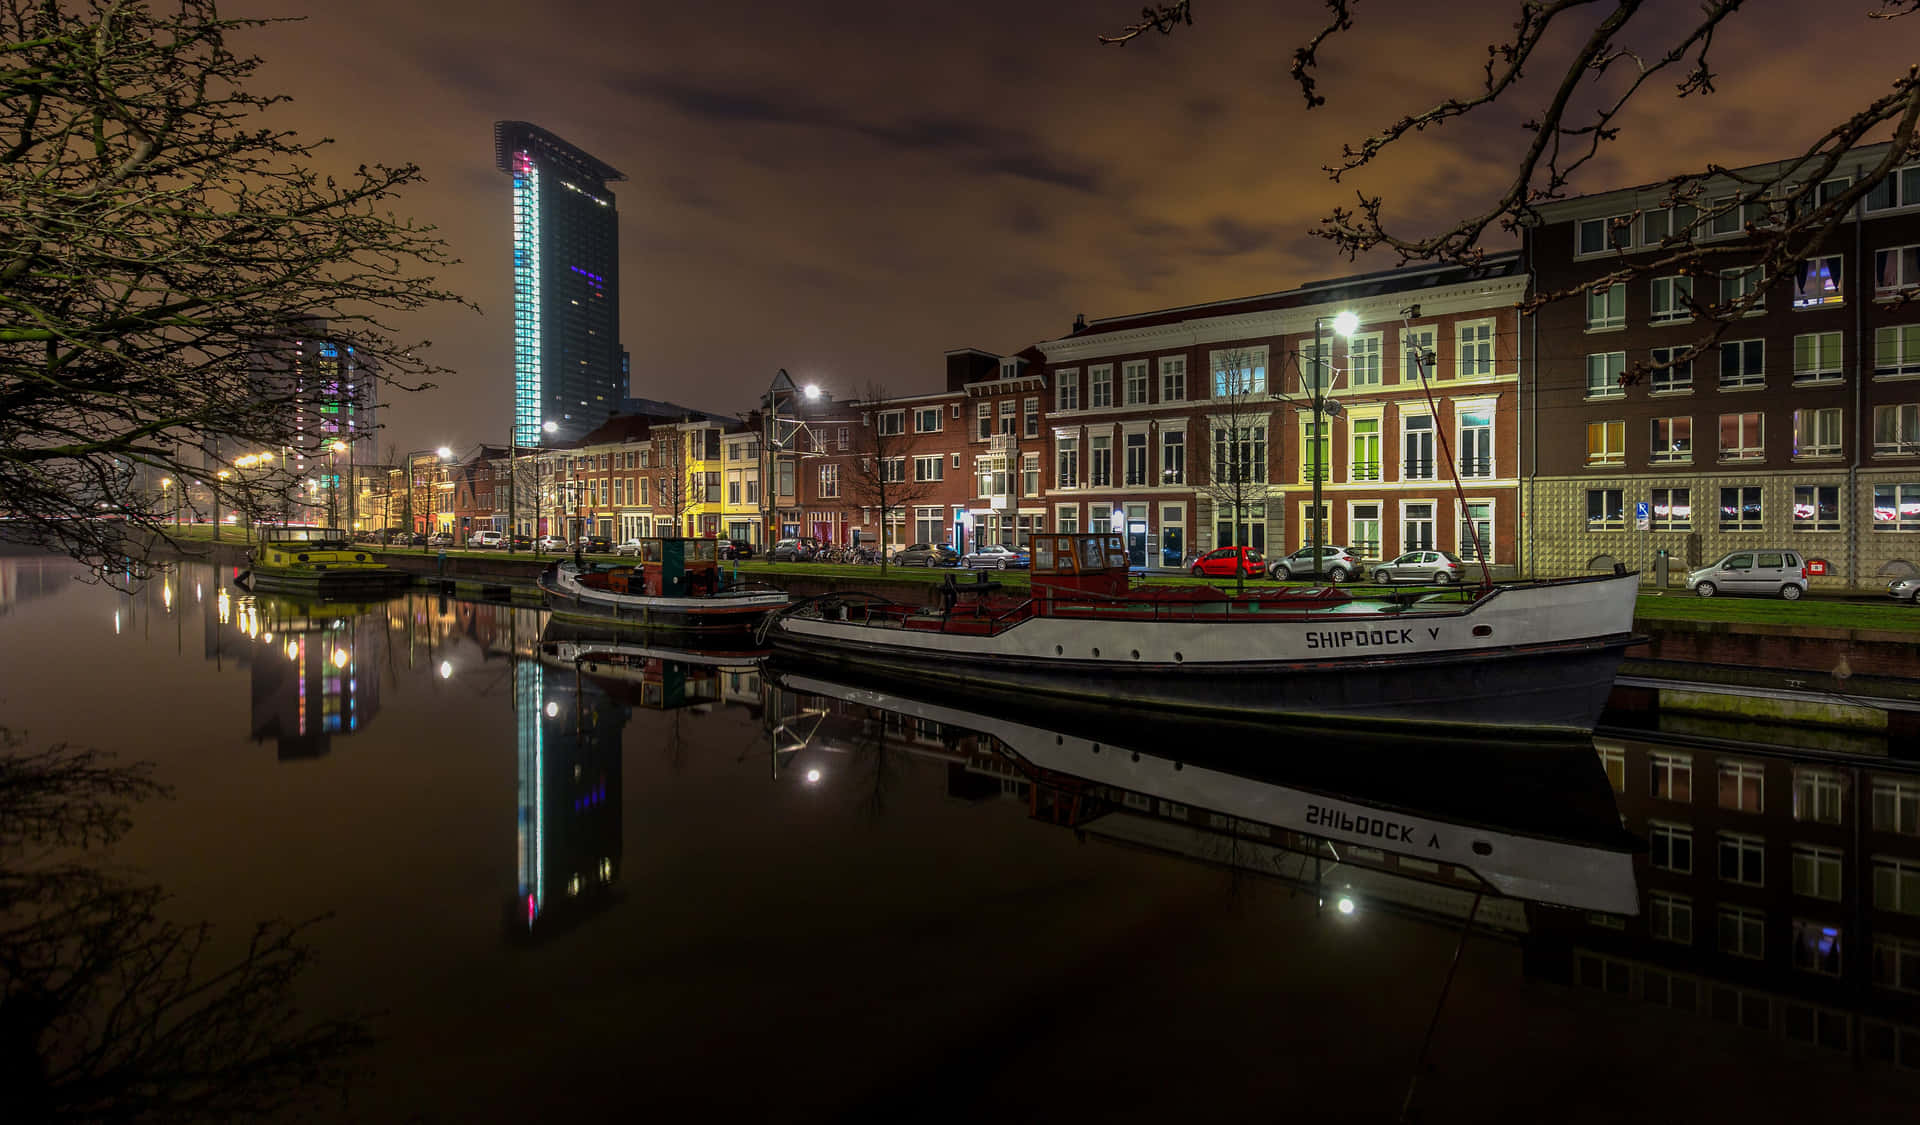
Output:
494,121,627,446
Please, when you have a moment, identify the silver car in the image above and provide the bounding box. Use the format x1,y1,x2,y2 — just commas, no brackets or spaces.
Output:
1890,575,1919,603
1687,549,1806,600
1372,550,1465,584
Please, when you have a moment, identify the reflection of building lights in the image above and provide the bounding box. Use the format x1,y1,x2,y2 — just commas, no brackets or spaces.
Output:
438,660,452,679
599,857,612,881
113,610,121,635
331,647,349,668
163,583,173,610
217,588,230,624
285,639,299,661
804,768,822,784
1337,896,1356,916
567,875,581,897
544,701,559,718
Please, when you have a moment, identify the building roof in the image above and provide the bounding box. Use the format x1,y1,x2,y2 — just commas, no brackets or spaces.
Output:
493,121,628,185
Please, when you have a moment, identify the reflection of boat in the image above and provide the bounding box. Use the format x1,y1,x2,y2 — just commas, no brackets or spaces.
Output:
537,537,787,630
239,526,410,596
767,667,1639,914
763,532,1639,735
538,619,766,711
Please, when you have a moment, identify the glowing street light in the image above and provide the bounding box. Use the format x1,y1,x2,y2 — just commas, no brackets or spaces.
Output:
1306,310,1360,583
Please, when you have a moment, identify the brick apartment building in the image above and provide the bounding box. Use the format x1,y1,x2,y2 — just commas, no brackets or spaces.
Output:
1525,140,1920,588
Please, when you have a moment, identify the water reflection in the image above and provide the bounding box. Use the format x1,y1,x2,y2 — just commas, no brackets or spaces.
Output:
10,552,1920,1116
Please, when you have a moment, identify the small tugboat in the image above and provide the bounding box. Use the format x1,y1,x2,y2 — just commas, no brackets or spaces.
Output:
765,667,1638,914
237,526,410,597
538,536,789,631
761,532,1639,735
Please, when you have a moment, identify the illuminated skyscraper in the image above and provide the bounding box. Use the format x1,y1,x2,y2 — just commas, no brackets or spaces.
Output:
493,121,627,446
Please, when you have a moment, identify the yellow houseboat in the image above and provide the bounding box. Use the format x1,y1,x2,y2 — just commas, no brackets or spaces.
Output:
240,526,411,597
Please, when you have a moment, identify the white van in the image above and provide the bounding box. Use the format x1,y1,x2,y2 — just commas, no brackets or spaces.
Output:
469,530,505,548
1686,549,1807,600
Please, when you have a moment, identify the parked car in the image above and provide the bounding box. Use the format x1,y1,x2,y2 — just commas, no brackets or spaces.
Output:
577,535,613,553
1688,549,1808,600
469,530,505,548
895,542,961,568
508,534,534,551
613,539,646,557
535,535,567,551
426,533,454,548
963,544,1030,570
1372,550,1465,584
1268,545,1367,583
1189,546,1264,579
1890,575,1919,603
769,538,820,562
719,539,755,560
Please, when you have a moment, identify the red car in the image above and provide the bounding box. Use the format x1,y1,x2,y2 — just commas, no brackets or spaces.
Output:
1190,546,1264,578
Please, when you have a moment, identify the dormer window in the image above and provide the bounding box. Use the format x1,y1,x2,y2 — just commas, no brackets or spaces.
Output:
1001,359,1025,380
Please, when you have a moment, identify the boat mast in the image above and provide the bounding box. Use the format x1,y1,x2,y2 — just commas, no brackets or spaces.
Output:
1400,305,1493,589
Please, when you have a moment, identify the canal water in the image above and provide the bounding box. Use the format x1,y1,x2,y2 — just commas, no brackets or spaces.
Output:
2,553,1916,1121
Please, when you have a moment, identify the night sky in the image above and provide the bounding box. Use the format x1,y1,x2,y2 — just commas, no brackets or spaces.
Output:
235,0,1906,454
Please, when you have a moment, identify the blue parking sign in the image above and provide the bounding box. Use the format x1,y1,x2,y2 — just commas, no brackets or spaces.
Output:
1635,501,1650,530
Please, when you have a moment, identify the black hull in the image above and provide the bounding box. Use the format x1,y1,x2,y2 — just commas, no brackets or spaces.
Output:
768,633,1631,735
540,582,776,633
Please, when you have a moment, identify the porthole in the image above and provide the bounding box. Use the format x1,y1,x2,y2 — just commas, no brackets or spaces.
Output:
1471,840,1493,856
1173,651,1184,663
1056,735,1064,745
1173,762,1183,771
1131,752,1141,763
1131,650,1140,660
1472,625,1492,638
1092,743,1101,754
1055,645,1064,655
1091,647,1101,658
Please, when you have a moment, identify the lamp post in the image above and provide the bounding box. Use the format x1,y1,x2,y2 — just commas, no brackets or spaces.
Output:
509,420,558,552
327,440,347,529
1306,310,1359,582
761,369,820,549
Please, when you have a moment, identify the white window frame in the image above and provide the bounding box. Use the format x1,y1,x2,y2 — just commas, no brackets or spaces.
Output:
914,406,942,433
913,454,943,482
1794,254,1844,309
1876,244,1920,297
1089,364,1114,408
1650,416,1692,464
1874,482,1920,530
1587,419,1625,466
1793,331,1844,384
1586,282,1626,330
1348,412,1383,483
1401,411,1435,480
1650,486,1691,531
1586,352,1625,398
1719,905,1766,959
1793,768,1846,824
1719,831,1766,886
1209,346,1270,397
1719,266,1765,313
1651,751,1692,801
1649,891,1693,944
817,463,839,499
1719,760,1765,813
1054,502,1080,535
1720,339,1766,389
1348,332,1383,387
1456,319,1495,378
1872,777,1920,835
1575,214,1632,257
1401,326,1436,383
1875,325,1920,379
1456,498,1493,563
1720,485,1764,532
1122,360,1149,405
1024,397,1039,439
1456,399,1495,479
1160,427,1185,486
1720,412,1765,461
1793,409,1843,461
1055,435,1079,489
1649,821,1693,874
1400,499,1435,551
876,409,905,436
1864,164,1920,212
1159,355,1187,402
1055,368,1080,412
1650,275,1693,324
1792,845,1844,902
1873,855,1920,916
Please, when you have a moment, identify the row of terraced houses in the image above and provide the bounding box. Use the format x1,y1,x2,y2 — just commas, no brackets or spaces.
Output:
391,142,1920,588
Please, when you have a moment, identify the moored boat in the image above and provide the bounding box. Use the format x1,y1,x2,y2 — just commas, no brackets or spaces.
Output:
538,536,788,631
239,526,410,597
761,532,1640,734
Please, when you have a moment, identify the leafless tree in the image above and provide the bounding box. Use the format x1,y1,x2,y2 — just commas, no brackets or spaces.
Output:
1196,350,1273,593
653,426,692,538
1102,2,1920,373
0,733,370,1121
1,0,467,581
846,385,937,575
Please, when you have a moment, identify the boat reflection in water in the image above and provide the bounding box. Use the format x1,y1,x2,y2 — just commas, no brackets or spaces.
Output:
765,665,1920,1073
538,619,768,713
764,666,1640,919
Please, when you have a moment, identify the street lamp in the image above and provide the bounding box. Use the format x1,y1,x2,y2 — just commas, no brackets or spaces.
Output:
761,369,820,548
509,420,558,552
1306,310,1359,583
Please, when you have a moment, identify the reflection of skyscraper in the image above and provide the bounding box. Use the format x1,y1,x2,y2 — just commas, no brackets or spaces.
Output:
248,604,385,760
493,121,626,446
511,659,627,943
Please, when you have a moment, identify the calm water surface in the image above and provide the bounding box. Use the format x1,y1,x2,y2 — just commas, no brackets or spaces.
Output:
1,553,1915,1122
